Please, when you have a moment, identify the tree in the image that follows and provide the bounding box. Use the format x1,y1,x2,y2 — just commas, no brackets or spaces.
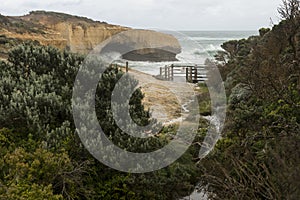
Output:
278,0,300,20
200,4,300,199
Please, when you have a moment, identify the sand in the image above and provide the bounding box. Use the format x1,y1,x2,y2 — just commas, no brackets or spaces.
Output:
123,68,199,125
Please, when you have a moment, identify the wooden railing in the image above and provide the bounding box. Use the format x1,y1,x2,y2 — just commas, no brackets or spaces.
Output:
159,64,207,83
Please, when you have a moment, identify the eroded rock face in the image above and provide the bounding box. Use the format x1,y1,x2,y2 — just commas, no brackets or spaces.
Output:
20,11,129,54
122,30,181,62
0,11,181,61
100,29,181,62
123,49,179,62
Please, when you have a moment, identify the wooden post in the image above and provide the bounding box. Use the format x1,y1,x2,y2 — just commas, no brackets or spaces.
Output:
186,67,189,82
125,62,129,73
165,65,167,80
189,67,193,82
171,64,174,81
194,68,198,83
160,67,163,78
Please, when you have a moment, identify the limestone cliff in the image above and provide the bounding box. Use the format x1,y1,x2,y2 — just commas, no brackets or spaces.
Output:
100,29,181,61
20,11,129,54
0,11,181,61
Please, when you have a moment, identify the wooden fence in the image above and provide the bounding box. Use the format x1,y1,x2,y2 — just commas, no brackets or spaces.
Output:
159,64,207,83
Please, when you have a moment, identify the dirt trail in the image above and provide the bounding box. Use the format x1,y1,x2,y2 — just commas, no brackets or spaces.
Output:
126,68,199,125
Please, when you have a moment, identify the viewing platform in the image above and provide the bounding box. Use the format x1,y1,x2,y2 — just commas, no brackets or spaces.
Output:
156,64,208,83
117,62,208,84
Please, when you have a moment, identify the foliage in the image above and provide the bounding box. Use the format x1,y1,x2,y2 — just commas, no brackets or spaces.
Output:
199,4,300,199
197,83,211,116
0,43,82,146
278,0,300,20
0,43,202,199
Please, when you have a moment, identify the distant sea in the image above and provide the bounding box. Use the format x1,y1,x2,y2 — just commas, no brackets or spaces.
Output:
125,31,258,75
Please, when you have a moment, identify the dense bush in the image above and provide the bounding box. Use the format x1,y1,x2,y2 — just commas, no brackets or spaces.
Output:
200,3,300,199
0,43,202,199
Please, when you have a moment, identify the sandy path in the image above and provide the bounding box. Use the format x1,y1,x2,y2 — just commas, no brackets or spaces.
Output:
125,68,199,125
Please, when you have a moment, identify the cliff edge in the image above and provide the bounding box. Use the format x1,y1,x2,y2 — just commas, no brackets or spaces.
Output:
0,11,181,61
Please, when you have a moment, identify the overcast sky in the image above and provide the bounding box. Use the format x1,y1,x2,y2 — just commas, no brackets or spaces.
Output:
1,0,283,30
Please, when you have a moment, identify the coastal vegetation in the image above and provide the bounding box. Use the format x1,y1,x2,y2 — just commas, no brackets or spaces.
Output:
0,43,202,199
199,0,300,199
0,1,299,199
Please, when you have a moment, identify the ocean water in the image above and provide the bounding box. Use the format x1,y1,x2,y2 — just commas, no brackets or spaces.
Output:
125,30,258,75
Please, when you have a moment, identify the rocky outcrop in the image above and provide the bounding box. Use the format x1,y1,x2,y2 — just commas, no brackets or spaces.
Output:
20,11,129,54
100,29,181,62
123,48,179,62
0,11,181,61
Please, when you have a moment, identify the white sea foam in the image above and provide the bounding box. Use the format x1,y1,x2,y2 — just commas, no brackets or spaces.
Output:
193,44,223,55
116,31,256,76
187,36,241,41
